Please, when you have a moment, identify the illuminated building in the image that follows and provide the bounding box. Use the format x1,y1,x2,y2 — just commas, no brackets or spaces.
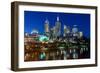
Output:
44,19,49,32
31,29,39,36
63,25,70,37
63,25,67,37
52,26,56,40
39,35,49,42
55,16,61,37
72,25,78,37
44,19,50,37
24,29,39,43
78,31,83,38
24,16,90,61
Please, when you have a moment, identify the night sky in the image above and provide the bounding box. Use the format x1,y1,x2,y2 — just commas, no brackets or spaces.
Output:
24,11,90,38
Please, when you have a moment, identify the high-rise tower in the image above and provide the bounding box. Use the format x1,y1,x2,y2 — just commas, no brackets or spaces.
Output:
72,25,78,37
78,31,83,38
44,19,49,33
63,25,70,37
44,19,50,37
55,16,61,37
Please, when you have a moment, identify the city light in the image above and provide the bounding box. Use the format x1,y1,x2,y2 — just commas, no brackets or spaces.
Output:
24,16,90,61
39,35,49,42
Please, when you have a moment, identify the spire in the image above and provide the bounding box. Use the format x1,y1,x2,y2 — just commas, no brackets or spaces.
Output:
45,18,49,24
57,16,59,21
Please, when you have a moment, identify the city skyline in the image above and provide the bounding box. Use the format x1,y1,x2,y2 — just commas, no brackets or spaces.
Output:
24,11,90,38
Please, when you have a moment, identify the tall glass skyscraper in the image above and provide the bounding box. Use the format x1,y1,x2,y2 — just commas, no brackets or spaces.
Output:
44,19,50,37
44,19,49,33
55,16,61,37
72,25,78,37
64,25,70,37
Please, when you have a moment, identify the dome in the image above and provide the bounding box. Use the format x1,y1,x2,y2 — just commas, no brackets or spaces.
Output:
31,29,38,34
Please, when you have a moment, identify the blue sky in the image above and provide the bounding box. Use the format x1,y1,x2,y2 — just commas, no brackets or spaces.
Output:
24,11,90,38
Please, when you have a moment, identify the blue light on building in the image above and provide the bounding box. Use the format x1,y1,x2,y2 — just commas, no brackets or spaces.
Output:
39,35,49,42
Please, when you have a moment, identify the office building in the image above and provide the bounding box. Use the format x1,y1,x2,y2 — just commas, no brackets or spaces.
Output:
55,16,61,37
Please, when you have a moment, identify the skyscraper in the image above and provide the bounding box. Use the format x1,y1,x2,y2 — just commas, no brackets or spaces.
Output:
44,19,49,33
63,25,70,37
78,31,83,38
64,25,67,37
55,16,61,37
44,19,50,37
72,25,78,37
